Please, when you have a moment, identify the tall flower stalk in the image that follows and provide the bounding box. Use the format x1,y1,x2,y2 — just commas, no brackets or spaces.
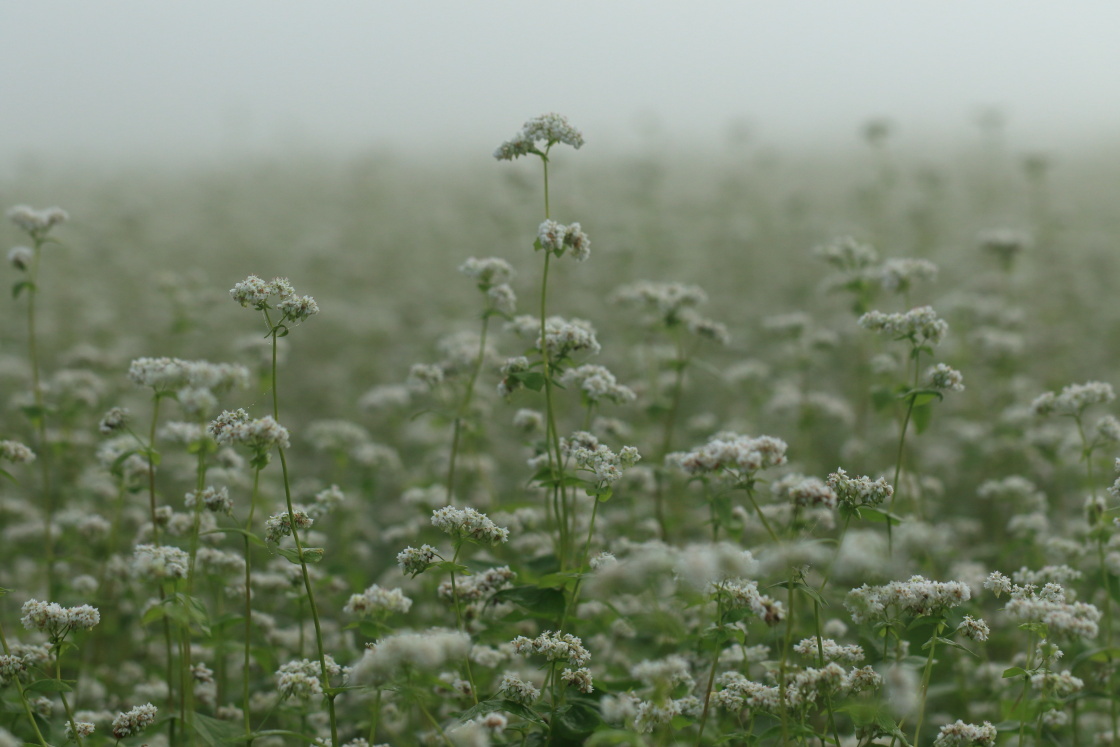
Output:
8,206,68,599
495,113,589,571
224,275,339,745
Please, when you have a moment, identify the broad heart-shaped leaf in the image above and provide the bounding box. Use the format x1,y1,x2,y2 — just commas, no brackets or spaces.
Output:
856,507,904,526
12,279,36,299
553,699,603,741
912,400,935,434
510,370,545,392
230,729,320,744
1002,666,1029,679
488,585,566,619
1071,645,1120,668
25,678,73,693
272,546,325,564
202,526,266,547
189,712,244,746
456,698,546,726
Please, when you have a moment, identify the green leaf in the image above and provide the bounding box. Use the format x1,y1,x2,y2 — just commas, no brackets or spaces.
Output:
912,401,934,434
189,712,244,746
554,700,602,740
25,678,73,693
202,526,267,547
512,371,545,392
857,507,903,526
900,389,943,406
456,698,546,726
273,546,325,564
233,729,320,744
1002,666,1028,679
12,280,35,299
431,560,470,574
0,468,15,484
1071,646,1120,668
870,386,896,412
488,585,566,619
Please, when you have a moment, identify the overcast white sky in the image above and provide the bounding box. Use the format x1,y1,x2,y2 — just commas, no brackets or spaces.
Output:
3,1,1120,165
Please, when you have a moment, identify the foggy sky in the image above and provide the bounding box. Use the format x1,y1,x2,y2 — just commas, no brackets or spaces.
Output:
3,1,1120,165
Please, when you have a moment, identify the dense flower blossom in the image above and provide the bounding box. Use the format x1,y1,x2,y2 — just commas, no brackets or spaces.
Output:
493,113,584,160
845,575,971,623
668,432,788,478
0,440,36,464
111,703,157,739
431,505,509,545
859,306,949,346
932,720,997,747
8,205,68,235
827,469,892,509
20,600,100,638
1031,381,1115,417
511,630,590,667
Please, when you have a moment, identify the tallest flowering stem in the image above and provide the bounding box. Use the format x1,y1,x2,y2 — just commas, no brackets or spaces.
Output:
495,113,587,570
228,275,339,746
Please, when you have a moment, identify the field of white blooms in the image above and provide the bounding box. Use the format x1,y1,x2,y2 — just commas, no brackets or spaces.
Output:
2,114,1120,747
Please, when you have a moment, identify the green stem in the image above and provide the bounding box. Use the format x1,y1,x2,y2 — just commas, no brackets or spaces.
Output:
55,645,84,747
888,350,921,554
913,623,944,747
447,544,479,704
742,483,779,543
695,596,723,746
0,618,50,747
243,466,262,744
446,314,491,503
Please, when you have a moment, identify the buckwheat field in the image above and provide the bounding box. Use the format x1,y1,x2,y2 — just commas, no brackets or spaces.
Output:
3,112,1120,747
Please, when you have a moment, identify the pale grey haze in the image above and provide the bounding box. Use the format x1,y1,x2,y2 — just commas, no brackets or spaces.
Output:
3,1,1119,165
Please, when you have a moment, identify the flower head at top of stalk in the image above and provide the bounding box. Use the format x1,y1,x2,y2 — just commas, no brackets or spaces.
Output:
493,113,584,161
230,274,319,325
7,204,68,240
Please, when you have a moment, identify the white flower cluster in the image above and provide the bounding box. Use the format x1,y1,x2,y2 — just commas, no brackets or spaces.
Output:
111,703,158,739
845,575,971,624
813,236,879,271
993,577,1101,640
713,665,881,715
1031,381,1115,417
265,508,314,544
497,672,541,704
1031,669,1084,696
773,475,838,510
20,599,100,636
0,440,36,464
207,409,291,452
351,629,471,683
630,655,694,690
879,258,938,293
459,256,514,286
493,112,584,160
611,280,709,323
858,306,949,346
826,469,892,509
185,486,233,515
931,719,997,747
438,565,515,603
632,697,703,733
276,655,343,698
8,204,68,235
0,653,26,684
537,220,591,262
792,638,865,664
132,544,190,580
668,432,788,478
344,584,413,617
561,431,641,485
559,364,636,405
396,544,438,576
977,228,1031,261
128,357,250,392
511,630,590,667
712,579,785,625
65,720,96,739
230,275,319,322
431,505,510,545
561,666,594,694
926,363,966,392
956,615,990,642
